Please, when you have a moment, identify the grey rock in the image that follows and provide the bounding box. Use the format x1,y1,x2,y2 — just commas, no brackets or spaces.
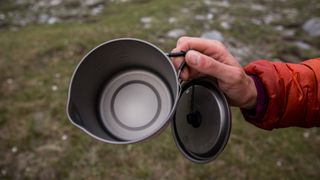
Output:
168,17,177,24
84,0,104,6
218,14,235,24
140,17,153,24
195,13,214,21
110,0,130,2
140,17,153,29
203,0,212,5
167,29,187,39
1,170,7,176
201,30,224,42
91,5,104,16
212,1,230,8
251,19,262,25
283,8,298,20
209,8,218,14
263,14,282,24
207,13,214,20
195,15,206,21
15,0,27,5
0,14,6,21
220,21,231,30
50,0,62,6
250,4,266,11
303,18,320,37
39,14,50,23
48,17,60,24
282,29,296,37
275,25,284,31
180,8,189,14
294,41,312,50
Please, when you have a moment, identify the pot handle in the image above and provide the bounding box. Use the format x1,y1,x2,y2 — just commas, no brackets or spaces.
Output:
166,51,187,80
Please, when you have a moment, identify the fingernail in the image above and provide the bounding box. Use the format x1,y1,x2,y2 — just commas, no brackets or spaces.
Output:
187,51,199,65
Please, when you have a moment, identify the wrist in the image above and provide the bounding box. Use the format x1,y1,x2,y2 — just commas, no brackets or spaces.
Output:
241,75,268,122
242,75,258,109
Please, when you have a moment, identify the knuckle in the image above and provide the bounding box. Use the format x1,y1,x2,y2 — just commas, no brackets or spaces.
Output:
177,36,189,46
205,59,215,71
211,40,225,48
200,56,215,71
212,40,228,53
209,40,228,59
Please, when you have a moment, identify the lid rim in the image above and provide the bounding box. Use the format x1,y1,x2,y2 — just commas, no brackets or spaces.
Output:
171,78,232,163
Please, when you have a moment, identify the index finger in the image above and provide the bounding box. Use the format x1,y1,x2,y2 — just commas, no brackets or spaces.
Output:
176,36,238,66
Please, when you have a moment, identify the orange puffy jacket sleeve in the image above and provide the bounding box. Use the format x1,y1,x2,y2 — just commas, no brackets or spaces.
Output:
243,58,320,130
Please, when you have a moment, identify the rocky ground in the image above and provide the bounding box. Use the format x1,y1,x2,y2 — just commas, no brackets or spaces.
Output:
0,0,107,27
0,0,320,179
1,0,319,63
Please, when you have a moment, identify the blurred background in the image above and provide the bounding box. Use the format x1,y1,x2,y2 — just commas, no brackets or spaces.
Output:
1,0,320,179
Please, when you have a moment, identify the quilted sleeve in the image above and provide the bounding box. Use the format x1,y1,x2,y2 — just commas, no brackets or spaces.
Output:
243,58,320,130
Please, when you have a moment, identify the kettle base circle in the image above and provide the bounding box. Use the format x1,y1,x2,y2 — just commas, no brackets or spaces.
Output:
111,80,161,130
99,69,173,141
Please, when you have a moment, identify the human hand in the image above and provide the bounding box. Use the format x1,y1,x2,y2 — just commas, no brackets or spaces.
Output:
172,37,257,108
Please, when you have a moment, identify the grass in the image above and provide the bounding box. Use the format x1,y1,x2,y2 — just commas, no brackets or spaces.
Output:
1,0,320,179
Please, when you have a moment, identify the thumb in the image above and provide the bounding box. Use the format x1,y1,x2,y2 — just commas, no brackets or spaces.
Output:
185,50,231,81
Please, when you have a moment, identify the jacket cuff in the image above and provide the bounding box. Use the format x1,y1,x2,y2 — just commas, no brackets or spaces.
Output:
241,75,268,122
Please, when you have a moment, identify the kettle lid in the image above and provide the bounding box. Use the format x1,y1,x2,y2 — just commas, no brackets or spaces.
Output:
172,78,231,163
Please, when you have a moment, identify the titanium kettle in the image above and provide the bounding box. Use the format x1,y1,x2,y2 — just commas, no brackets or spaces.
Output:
67,38,231,163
